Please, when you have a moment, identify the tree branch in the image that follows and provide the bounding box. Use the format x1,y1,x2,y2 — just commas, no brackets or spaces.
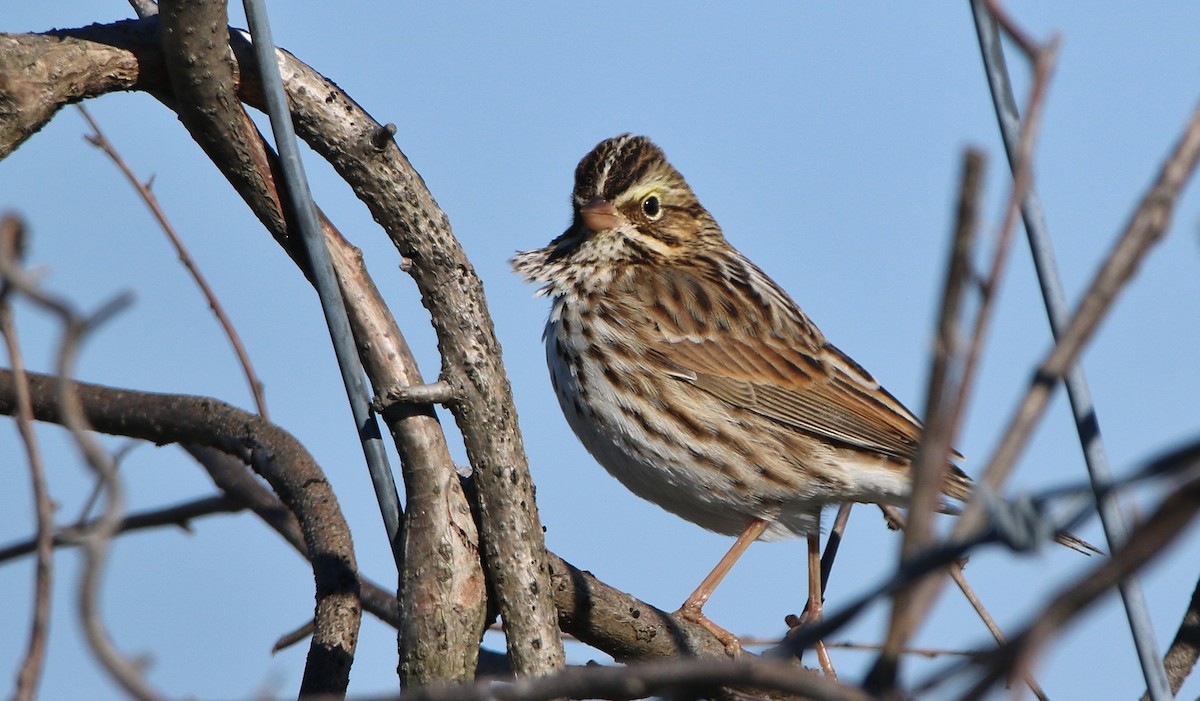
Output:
0,368,360,699
230,28,566,677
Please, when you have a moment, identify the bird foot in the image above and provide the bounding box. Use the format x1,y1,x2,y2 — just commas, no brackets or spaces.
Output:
784,612,837,678
676,603,743,656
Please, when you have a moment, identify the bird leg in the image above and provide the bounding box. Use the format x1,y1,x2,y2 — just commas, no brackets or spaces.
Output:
787,532,837,677
676,518,768,653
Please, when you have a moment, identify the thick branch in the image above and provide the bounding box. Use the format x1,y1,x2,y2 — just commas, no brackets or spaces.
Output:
159,3,485,681
1,18,488,685
230,36,566,676
0,365,740,665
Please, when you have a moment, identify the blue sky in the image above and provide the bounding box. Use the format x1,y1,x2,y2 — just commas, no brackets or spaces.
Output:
3,3,1200,699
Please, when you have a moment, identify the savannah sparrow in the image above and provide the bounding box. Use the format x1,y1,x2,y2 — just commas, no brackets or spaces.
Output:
511,135,1053,653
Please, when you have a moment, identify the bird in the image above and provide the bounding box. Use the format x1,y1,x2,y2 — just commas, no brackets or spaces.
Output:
511,134,1088,661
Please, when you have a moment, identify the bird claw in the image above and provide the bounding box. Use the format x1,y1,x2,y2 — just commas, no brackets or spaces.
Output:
675,604,743,656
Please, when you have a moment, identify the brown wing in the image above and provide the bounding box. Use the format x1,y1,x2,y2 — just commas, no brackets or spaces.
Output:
653,333,927,462
627,256,930,463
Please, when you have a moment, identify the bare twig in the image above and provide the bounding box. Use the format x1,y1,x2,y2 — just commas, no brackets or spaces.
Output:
972,0,1170,696
824,641,980,660
876,505,1049,700
947,567,1049,701
228,29,567,676
0,218,161,700
956,453,1200,699
71,442,136,528
155,5,485,681
950,29,1060,503
273,619,316,655
2,214,55,701
75,103,270,419
952,98,1200,536
0,494,241,564
902,148,985,556
874,150,985,683
2,33,492,684
870,8,1062,684
0,374,732,676
0,366,361,700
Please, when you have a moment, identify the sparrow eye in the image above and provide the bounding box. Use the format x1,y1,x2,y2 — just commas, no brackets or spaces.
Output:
641,194,662,220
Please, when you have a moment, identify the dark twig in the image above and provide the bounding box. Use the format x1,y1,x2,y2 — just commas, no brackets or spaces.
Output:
874,150,985,684
0,494,241,564
389,658,870,701
1149,572,1200,698
971,2,1170,696
956,457,1200,700
2,214,55,701
0,367,361,700
819,503,853,596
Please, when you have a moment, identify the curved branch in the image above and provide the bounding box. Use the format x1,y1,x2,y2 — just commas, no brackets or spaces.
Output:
0,366,741,669
229,33,566,676
157,1,486,681
1,18,488,685
0,368,360,698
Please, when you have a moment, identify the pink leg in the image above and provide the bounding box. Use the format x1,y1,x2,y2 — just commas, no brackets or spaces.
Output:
803,532,837,677
677,518,769,652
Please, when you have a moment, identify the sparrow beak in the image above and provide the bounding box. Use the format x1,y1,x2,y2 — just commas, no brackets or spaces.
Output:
580,197,620,233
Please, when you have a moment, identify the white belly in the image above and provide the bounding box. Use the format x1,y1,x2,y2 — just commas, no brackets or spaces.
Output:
543,310,823,540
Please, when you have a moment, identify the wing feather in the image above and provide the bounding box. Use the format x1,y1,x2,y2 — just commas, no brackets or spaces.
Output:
634,259,931,462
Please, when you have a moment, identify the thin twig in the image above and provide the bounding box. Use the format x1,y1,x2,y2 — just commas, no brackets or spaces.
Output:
273,619,316,654
2,214,55,701
75,104,270,420
0,217,161,700
0,494,242,564
952,102,1200,537
957,464,1200,700
947,566,1049,701
953,34,1060,492
869,12,1064,682
71,441,136,528
879,505,1050,699
903,148,984,554
972,1,1170,695
873,150,986,686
